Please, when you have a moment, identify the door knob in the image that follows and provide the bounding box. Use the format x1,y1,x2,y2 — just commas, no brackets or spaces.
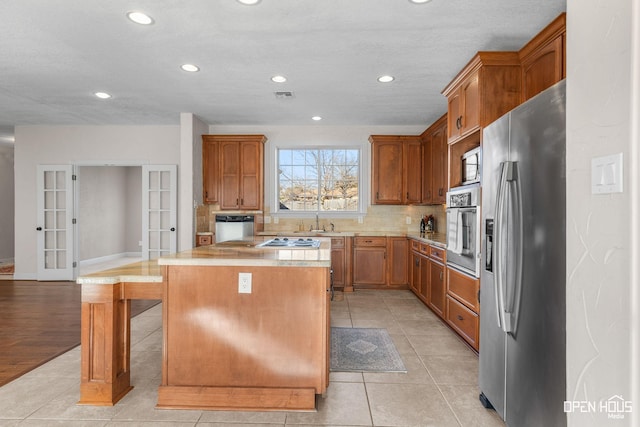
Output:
170,227,176,231
36,227,42,231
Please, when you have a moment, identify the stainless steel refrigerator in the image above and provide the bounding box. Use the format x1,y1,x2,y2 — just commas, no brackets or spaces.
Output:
479,79,566,427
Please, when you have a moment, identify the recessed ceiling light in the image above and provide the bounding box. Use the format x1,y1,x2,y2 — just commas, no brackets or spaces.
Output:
127,11,154,25
377,75,395,83
312,116,322,121
237,0,261,5
94,92,112,99
181,64,200,72
271,75,287,83
409,0,432,4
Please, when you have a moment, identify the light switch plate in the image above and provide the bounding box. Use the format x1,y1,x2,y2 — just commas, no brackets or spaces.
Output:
238,272,252,293
592,153,623,194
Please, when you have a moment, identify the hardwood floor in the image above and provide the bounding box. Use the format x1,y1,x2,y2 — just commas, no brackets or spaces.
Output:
0,280,159,387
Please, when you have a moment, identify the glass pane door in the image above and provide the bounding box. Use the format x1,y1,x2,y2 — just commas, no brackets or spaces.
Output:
37,165,74,280
142,165,177,260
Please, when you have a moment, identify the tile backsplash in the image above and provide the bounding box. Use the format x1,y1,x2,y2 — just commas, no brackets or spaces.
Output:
196,204,446,235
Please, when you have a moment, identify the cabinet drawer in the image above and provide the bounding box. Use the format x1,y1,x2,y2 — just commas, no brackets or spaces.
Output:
411,239,421,252
330,237,345,248
354,236,386,247
446,295,479,350
447,267,479,312
419,243,429,255
196,234,213,247
429,245,446,263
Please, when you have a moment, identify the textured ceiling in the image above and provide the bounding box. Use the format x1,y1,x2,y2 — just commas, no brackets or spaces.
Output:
0,0,566,131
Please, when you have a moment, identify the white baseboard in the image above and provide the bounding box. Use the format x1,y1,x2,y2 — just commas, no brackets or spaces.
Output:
80,252,142,266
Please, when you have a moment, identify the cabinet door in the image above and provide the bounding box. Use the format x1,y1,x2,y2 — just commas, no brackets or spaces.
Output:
220,141,240,209
353,247,386,285
330,238,346,288
403,140,422,204
421,138,433,203
460,71,480,136
431,119,448,204
239,141,262,210
428,260,446,318
419,254,430,302
522,35,564,101
202,139,219,203
371,139,403,204
387,237,408,286
410,251,421,295
447,92,462,141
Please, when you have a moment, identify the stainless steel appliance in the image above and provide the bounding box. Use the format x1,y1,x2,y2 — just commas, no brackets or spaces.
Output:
479,80,566,427
215,215,254,243
461,146,481,185
257,237,321,248
446,184,481,277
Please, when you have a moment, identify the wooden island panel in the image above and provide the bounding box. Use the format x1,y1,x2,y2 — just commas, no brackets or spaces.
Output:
157,264,330,411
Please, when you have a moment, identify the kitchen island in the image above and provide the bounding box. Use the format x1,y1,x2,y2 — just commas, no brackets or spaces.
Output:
77,238,332,411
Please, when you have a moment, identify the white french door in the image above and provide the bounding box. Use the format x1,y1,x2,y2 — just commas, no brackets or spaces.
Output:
142,165,177,260
36,165,75,280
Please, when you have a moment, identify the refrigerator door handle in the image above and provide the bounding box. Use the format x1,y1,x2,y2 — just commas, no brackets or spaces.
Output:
494,161,509,331
501,162,524,336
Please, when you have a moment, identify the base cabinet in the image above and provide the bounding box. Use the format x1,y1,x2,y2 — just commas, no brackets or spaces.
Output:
353,237,408,289
446,266,480,351
330,237,352,291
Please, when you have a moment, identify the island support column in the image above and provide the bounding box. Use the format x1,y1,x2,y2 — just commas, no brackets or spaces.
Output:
77,281,163,406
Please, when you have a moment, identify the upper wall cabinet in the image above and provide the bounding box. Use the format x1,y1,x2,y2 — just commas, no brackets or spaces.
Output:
442,51,522,145
519,13,566,102
369,135,422,205
421,114,448,204
202,134,267,210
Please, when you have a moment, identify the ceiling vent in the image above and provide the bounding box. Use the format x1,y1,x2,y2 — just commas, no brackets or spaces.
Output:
274,91,295,99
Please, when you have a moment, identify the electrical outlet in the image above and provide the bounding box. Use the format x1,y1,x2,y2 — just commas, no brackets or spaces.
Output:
273,216,279,224
358,216,363,224
238,272,252,293
406,216,411,225
264,216,271,224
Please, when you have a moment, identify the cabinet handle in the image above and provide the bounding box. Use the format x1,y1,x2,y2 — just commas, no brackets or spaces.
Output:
205,191,208,198
406,192,409,199
236,198,239,204
440,271,443,280
376,191,379,200
415,259,420,267
439,188,443,196
457,314,464,321
456,116,462,130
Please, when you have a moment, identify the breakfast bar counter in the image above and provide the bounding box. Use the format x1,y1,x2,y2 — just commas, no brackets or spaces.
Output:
76,238,332,411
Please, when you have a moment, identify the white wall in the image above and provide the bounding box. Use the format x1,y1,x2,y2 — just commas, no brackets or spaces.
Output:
0,142,14,261
566,1,639,426
179,113,208,251
14,125,180,279
209,124,426,216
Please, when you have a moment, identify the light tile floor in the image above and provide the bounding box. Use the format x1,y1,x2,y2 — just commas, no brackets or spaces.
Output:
0,289,506,426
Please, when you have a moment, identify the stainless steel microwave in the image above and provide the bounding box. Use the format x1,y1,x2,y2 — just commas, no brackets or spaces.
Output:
461,147,481,185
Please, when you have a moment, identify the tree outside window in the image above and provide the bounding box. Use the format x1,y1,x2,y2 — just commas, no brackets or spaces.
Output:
278,148,359,212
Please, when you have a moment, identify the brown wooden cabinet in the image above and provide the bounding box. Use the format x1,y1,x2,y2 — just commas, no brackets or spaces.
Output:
352,236,408,288
442,52,521,188
408,239,446,319
352,237,387,286
421,114,448,204
427,247,446,317
369,136,422,205
446,70,480,142
202,138,219,203
330,236,352,291
519,13,566,102
446,266,480,351
387,237,408,286
202,134,266,210
196,233,213,247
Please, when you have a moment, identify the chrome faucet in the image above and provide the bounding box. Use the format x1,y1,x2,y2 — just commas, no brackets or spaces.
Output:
315,214,320,231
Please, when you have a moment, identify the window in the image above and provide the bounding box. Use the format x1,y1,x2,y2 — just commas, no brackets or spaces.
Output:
278,148,360,212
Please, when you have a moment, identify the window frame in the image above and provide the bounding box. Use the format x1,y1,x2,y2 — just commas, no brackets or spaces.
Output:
273,145,365,217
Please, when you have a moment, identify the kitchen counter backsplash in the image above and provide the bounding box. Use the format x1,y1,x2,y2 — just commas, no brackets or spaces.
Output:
262,204,445,235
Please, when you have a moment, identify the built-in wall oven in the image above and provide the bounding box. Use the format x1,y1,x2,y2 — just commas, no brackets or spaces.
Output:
446,185,481,277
